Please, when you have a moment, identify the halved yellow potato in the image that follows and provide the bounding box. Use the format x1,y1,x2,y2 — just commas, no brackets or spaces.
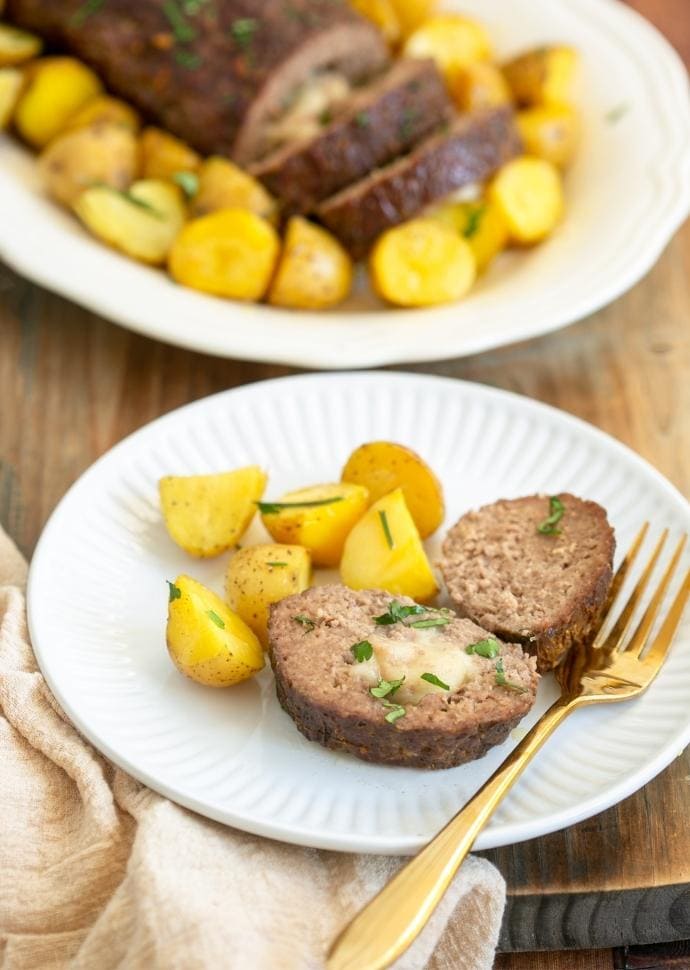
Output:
450,60,512,112
169,209,281,300
428,197,509,272
0,67,22,129
268,217,353,310
191,156,277,222
139,125,201,180
159,466,267,557
503,46,578,107
64,94,141,134
341,441,444,538
0,23,42,67
404,15,491,79
490,156,564,244
14,57,102,147
389,0,438,38
166,574,264,687
350,0,401,44
39,122,138,207
517,103,579,169
370,217,476,307
73,179,186,264
226,543,312,646
260,482,369,568
340,488,438,601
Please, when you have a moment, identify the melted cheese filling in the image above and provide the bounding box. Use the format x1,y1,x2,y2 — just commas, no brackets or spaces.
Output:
265,72,351,149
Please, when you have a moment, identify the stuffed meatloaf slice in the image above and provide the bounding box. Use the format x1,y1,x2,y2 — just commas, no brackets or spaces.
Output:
440,495,615,673
317,105,522,258
268,585,538,770
250,58,452,216
6,0,389,163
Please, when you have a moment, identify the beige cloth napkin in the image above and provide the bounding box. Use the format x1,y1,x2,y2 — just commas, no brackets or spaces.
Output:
0,525,506,970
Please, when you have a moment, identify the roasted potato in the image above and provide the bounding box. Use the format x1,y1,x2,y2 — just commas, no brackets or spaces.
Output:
190,156,277,223
64,94,141,134
490,156,564,244
0,22,41,67
503,46,578,107
389,0,438,38
159,466,267,557
268,217,353,310
169,209,280,300
370,218,476,307
74,179,186,264
225,543,312,646
429,197,509,272
0,67,22,129
260,482,369,568
350,0,401,45
166,575,264,687
139,126,201,180
14,57,102,148
39,122,138,207
450,61,512,112
340,488,438,601
404,15,491,81
341,441,444,539
517,104,579,169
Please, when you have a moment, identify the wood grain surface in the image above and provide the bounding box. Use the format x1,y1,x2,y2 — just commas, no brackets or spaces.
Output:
1,1,689,968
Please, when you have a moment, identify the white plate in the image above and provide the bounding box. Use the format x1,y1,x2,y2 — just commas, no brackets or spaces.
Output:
27,372,690,854
2,0,689,369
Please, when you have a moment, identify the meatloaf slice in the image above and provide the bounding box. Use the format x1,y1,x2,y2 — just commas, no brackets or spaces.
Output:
440,495,615,673
317,106,522,258
5,0,390,162
250,58,452,215
268,585,538,770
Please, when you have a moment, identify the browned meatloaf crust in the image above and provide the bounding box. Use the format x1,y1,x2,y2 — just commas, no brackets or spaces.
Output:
317,106,522,258
5,0,389,162
250,58,452,216
440,495,615,673
268,585,538,770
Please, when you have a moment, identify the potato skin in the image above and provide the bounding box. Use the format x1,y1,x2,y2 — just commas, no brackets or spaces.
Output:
268,217,353,310
226,544,311,647
340,487,438,601
39,122,138,207
517,104,579,169
190,156,276,222
428,197,509,272
64,95,141,134
404,15,491,79
159,466,267,557
166,574,264,687
490,156,564,244
139,126,201,180
350,0,401,45
450,61,512,112
0,67,23,130
341,441,444,539
0,22,41,67
14,56,102,147
503,46,578,107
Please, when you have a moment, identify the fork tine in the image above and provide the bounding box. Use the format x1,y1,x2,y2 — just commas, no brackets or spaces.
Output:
594,527,667,654
592,523,649,651
624,535,687,656
640,564,690,672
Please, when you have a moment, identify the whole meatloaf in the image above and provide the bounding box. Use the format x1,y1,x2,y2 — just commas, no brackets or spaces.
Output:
317,106,523,257
440,495,615,673
250,58,452,216
268,585,538,770
5,0,390,163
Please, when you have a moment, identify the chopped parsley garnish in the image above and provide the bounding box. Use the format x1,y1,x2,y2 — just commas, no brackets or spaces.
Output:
91,184,164,218
182,0,209,14
231,17,258,49
355,111,370,128
167,580,181,602
370,676,405,699
351,640,373,663
379,509,394,550
421,672,450,690
495,658,527,693
174,49,201,69
383,702,406,724
605,103,629,124
293,614,315,632
463,204,487,240
257,497,344,515
207,609,225,629
408,617,451,630
466,638,500,659
70,0,106,28
374,601,452,627
162,0,197,43
267,561,288,567
172,170,199,198
537,495,565,535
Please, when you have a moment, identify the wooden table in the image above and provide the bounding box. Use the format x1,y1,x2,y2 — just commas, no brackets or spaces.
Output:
2,2,689,968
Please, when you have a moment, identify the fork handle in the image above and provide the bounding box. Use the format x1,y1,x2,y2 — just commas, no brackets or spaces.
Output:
326,696,575,970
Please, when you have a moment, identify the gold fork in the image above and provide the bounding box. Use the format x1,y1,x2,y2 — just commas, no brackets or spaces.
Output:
327,524,690,970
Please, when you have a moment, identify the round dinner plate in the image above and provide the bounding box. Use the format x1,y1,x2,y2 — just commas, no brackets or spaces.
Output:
28,372,690,854
2,0,689,369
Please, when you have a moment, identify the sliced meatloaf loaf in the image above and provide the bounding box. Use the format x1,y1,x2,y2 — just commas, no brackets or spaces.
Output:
250,58,452,215
268,585,538,770
317,106,522,258
440,495,615,673
6,0,389,163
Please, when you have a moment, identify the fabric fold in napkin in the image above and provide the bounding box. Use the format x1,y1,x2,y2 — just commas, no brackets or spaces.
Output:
0,525,506,970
